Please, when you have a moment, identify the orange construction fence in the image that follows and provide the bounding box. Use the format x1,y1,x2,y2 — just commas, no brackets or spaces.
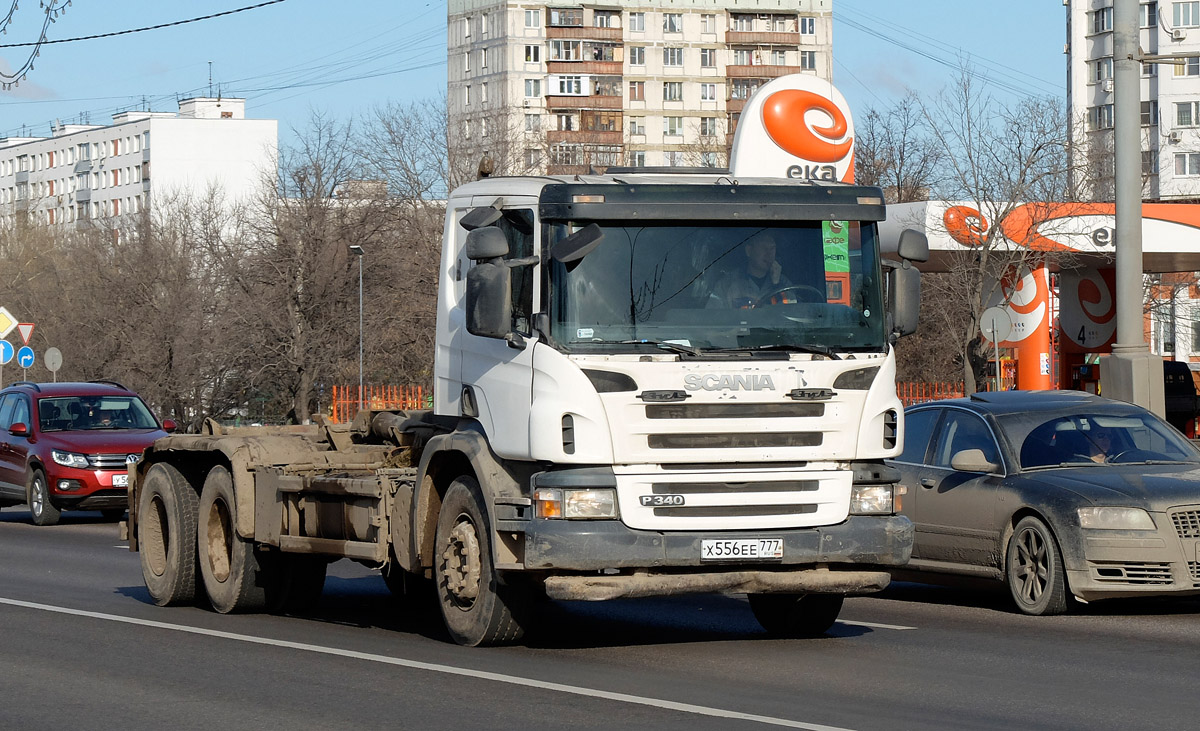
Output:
331,384,429,423
897,382,964,406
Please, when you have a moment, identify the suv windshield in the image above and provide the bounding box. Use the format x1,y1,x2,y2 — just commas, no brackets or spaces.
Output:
38,395,159,431
548,221,886,353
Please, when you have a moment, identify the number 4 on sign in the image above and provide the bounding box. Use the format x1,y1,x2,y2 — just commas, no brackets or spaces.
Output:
16,323,32,346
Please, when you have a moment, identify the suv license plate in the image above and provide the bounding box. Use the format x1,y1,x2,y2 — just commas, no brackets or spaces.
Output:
701,538,783,561
112,474,129,488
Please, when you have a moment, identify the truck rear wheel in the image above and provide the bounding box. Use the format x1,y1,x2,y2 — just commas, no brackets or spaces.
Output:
138,462,199,606
748,593,844,638
197,465,281,613
434,475,529,646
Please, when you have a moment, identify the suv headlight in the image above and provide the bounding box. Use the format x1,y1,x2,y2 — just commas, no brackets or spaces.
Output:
52,450,90,469
534,488,618,519
850,484,902,515
1077,507,1155,530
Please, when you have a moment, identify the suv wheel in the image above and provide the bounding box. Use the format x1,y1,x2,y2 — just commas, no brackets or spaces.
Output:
28,469,61,526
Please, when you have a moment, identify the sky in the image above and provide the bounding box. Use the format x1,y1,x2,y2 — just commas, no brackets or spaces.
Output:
0,0,1066,147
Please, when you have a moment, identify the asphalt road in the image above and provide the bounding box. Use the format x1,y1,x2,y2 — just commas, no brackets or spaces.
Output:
2,507,1199,731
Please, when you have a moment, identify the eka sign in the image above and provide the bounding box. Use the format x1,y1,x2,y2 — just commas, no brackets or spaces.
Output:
729,75,855,182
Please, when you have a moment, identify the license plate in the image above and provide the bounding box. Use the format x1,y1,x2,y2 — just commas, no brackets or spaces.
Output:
112,473,129,488
701,538,783,561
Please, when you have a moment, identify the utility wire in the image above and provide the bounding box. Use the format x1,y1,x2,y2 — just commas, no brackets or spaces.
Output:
0,0,69,88
0,0,289,48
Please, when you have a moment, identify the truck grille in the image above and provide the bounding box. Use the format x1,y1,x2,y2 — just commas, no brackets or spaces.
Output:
87,453,137,470
646,403,823,419
651,504,818,518
1170,508,1200,538
648,432,822,449
1188,562,1200,583
1090,562,1173,585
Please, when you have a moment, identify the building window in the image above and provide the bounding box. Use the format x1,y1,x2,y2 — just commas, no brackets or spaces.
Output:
700,83,716,101
556,75,583,95
664,81,683,101
464,85,471,105
1176,1,1200,27
665,150,684,167
731,79,760,100
771,49,787,65
630,150,646,167
464,51,471,73
733,48,752,65
629,117,645,135
629,80,645,101
1092,6,1113,32
700,48,716,67
481,12,489,36
663,47,683,66
481,118,489,137
664,116,683,136
630,46,645,65
1144,61,1158,76
525,148,540,168
1175,151,1200,175
732,14,753,31
1142,2,1158,27
1142,100,1159,126
463,16,471,37
1177,101,1199,126
1143,149,1159,174
525,45,541,63
1093,58,1113,82
594,10,617,27
800,16,816,34
525,114,541,131
701,14,715,33
525,9,540,27
800,50,816,70
1176,57,1200,76
481,82,488,103
480,49,488,69
557,113,575,131
629,12,644,31
525,78,541,97
1193,319,1200,350
663,13,682,33
550,39,581,60
549,8,582,26
700,116,718,136
1089,104,1114,129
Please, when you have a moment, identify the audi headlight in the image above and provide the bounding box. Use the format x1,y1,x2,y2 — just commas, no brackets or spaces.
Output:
534,488,618,519
850,484,900,515
52,450,89,469
1077,507,1155,530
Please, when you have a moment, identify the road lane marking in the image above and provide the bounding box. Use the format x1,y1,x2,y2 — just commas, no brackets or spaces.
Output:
0,596,857,731
838,620,916,631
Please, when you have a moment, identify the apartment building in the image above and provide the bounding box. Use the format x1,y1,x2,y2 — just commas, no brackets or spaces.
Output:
447,0,833,174
0,97,277,228
1067,0,1200,200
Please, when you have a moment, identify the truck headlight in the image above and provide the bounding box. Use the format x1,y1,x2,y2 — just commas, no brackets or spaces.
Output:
850,484,899,515
1077,507,1155,530
52,450,90,469
534,488,618,519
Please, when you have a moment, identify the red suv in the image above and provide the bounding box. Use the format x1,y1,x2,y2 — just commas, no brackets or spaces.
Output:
0,381,175,525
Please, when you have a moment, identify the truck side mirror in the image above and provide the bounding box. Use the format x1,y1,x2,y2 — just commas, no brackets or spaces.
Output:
460,204,503,231
887,261,921,338
550,223,604,271
464,227,514,340
897,228,929,263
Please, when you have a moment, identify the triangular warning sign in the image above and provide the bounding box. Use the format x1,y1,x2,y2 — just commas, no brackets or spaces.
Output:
17,323,33,345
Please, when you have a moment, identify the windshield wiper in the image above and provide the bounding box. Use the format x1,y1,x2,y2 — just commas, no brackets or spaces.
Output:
710,344,841,360
619,339,701,357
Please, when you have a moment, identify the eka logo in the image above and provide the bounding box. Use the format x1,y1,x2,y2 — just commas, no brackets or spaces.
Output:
943,205,989,247
684,374,777,392
763,90,852,163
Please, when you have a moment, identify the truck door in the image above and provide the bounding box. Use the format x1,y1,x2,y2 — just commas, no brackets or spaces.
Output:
459,207,539,459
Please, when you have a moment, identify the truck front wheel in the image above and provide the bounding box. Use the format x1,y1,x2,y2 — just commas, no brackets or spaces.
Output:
138,463,199,606
434,475,529,646
748,593,844,638
197,465,281,613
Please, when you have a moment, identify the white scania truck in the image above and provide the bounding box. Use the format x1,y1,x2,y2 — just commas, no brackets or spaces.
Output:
124,75,928,646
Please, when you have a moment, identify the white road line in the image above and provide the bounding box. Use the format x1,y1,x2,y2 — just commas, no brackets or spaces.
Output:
0,596,856,731
838,620,917,631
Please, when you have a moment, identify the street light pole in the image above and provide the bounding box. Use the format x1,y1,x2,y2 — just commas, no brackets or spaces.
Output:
349,244,365,414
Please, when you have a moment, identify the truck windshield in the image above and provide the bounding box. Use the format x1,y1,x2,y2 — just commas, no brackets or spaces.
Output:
548,221,887,353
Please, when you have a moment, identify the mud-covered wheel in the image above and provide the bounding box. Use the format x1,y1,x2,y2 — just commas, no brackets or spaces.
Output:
197,465,281,613
28,468,61,526
748,593,844,638
434,475,529,646
274,555,327,613
138,462,199,606
1006,516,1069,616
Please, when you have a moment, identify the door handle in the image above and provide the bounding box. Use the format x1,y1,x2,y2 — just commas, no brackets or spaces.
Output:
920,478,936,488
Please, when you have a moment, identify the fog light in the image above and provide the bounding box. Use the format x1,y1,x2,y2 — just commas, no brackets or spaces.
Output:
57,479,82,491
534,488,563,518
564,489,617,519
850,484,895,515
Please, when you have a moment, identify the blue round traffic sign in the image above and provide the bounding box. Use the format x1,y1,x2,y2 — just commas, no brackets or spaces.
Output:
16,346,34,368
0,341,11,365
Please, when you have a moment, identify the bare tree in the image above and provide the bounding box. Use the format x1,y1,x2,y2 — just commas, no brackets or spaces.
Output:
854,95,943,203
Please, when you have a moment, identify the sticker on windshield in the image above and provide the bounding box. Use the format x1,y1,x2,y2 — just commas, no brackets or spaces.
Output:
822,221,850,273
577,328,594,339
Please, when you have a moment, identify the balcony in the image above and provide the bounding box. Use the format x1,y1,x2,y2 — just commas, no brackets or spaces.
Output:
14,170,28,184
725,31,801,46
726,98,746,114
74,159,92,173
546,94,624,110
547,60,623,75
75,187,91,202
547,25,622,41
726,64,804,78
547,130,623,145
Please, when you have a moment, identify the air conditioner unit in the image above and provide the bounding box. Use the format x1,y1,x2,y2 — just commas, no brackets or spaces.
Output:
1169,130,1183,143
1103,79,1113,92
1173,28,1187,41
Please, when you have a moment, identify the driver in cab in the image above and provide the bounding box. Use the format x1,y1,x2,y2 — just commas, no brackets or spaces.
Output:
708,233,793,309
